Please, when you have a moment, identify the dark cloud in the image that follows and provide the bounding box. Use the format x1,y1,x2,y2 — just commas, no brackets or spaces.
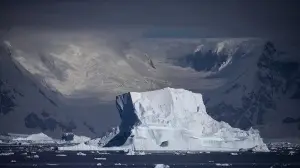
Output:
0,0,299,37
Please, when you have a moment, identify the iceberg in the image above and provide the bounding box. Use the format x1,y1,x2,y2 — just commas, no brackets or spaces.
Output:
71,135,91,143
13,133,54,143
154,164,170,168
104,87,269,152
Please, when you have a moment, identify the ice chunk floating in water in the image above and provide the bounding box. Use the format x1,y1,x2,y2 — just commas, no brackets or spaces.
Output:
105,87,269,152
13,133,54,143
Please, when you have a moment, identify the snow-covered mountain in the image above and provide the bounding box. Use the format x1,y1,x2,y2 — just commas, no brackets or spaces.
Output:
0,41,119,138
0,31,299,141
201,41,300,139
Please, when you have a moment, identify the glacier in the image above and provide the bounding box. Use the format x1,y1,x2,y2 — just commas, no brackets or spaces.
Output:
60,87,269,152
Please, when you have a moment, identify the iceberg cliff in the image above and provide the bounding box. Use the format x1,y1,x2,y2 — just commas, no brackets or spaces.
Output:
105,88,269,152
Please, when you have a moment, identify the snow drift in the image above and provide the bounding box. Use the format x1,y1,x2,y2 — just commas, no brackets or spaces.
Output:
105,87,269,152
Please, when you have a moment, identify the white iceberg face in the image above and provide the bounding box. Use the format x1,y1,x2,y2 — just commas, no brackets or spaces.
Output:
154,164,170,168
71,135,91,143
13,133,54,143
105,87,269,152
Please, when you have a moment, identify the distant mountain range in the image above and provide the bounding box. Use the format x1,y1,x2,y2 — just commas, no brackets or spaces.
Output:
1,35,299,141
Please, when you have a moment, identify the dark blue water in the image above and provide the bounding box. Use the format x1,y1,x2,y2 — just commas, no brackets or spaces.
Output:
0,144,299,168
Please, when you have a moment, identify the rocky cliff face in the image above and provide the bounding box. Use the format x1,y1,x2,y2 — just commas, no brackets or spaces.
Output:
204,41,300,139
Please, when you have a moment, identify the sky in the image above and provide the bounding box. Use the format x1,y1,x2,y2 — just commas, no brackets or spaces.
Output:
0,0,299,38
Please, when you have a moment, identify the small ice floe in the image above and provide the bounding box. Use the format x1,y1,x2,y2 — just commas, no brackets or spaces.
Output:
50,147,59,151
230,153,239,155
289,151,296,155
56,154,67,157
96,151,109,155
126,150,135,155
26,155,39,159
55,150,64,153
114,163,127,166
77,152,86,156
137,151,146,155
21,152,27,155
174,151,181,155
11,160,16,163
126,150,146,155
215,163,231,166
0,152,14,156
94,157,106,160
46,163,59,166
209,161,214,163
154,164,170,168
96,163,102,166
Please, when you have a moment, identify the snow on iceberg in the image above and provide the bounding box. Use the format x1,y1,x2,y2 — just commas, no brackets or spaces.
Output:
85,127,119,146
104,87,269,152
71,135,91,143
13,133,54,143
154,164,170,168
59,142,127,151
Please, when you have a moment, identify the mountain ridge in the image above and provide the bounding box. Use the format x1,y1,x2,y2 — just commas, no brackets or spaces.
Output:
0,37,299,140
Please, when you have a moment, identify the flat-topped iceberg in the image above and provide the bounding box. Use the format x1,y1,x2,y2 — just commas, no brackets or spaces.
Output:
104,87,268,152
59,88,269,152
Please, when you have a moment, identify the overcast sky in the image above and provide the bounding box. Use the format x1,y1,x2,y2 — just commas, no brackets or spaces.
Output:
0,0,299,38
